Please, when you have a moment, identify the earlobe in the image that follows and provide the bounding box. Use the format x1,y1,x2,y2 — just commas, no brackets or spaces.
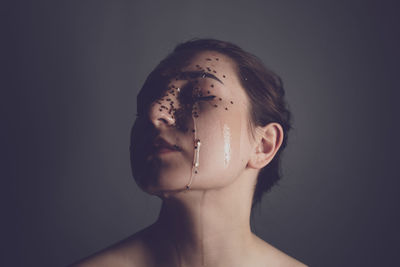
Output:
247,123,284,170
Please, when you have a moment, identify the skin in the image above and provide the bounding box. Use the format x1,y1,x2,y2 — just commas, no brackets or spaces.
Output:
71,51,307,267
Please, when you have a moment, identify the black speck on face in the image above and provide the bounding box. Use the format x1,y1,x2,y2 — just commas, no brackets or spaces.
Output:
223,75,226,78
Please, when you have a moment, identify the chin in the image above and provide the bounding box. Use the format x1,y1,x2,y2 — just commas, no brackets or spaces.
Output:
136,173,189,194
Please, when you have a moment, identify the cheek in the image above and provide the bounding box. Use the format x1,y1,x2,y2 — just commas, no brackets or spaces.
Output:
193,103,246,186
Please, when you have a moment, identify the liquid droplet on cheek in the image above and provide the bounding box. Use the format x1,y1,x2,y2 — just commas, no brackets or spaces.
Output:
223,124,231,167
185,103,201,190
194,139,201,167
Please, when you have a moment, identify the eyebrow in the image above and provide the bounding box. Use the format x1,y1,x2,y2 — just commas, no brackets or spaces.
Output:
179,71,224,85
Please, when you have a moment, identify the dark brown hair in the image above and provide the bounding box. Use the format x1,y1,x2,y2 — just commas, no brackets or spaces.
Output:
134,38,292,207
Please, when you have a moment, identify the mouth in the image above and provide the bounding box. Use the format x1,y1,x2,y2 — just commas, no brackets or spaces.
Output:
151,137,182,155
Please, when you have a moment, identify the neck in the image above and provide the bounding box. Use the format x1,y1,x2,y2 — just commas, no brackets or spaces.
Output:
149,173,256,266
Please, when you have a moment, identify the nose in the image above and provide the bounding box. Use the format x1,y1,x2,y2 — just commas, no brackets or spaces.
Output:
148,100,176,128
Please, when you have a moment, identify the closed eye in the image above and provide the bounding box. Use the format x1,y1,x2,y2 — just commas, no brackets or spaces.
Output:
194,95,216,101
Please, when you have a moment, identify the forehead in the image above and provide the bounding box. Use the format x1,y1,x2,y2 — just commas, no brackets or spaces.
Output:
183,51,237,77
179,51,247,101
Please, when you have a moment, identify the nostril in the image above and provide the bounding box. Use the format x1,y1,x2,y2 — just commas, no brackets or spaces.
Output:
158,117,170,124
150,109,176,127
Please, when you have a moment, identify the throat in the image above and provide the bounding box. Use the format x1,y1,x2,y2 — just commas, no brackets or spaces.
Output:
152,191,252,266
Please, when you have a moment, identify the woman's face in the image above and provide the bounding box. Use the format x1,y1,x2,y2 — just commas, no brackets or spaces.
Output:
131,51,254,195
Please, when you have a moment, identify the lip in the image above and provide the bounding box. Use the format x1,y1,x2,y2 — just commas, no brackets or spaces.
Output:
156,147,179,154
151,137,182,155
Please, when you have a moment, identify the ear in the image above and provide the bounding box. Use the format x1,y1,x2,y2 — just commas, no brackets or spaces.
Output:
247,123,284,170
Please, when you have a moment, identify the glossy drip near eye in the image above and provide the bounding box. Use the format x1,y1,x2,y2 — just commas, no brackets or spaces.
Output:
194,139,201,167
185,103,200,190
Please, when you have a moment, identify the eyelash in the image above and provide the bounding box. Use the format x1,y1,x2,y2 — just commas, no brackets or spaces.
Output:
194,95,216,101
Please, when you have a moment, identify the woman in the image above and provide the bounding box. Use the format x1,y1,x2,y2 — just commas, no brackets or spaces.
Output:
73,39,307,266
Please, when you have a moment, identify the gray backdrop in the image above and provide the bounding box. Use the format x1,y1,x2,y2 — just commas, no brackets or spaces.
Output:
3,0,400,266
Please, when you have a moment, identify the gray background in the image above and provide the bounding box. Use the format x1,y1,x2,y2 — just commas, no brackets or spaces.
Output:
3,0,400,266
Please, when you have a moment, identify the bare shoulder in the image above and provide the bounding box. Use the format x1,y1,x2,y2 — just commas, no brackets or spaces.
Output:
252,234,308,267
69,228,153,267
